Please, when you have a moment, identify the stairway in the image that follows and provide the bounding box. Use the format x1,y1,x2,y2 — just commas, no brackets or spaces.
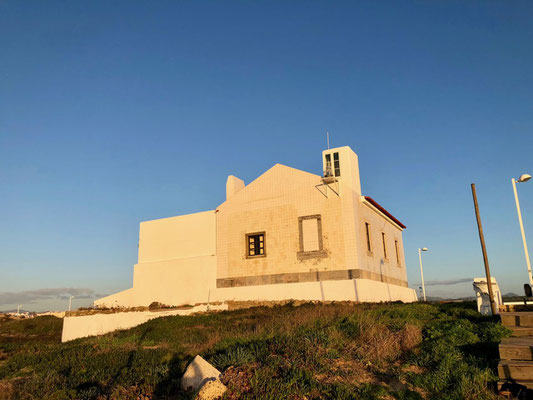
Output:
499,311,533,390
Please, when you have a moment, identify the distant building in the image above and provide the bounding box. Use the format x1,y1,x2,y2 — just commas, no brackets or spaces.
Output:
95,146,417,308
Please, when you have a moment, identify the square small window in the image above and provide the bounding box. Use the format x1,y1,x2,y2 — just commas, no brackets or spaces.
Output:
246,232,265,258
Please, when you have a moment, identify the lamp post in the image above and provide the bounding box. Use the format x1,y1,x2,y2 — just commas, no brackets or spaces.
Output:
512,174,532,285
68,296,74,312
418,248,428,302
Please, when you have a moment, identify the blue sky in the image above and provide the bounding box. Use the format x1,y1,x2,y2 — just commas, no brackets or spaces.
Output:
1,1,532,311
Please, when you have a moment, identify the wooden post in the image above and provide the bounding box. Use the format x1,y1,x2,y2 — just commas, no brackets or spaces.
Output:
471,183,498,315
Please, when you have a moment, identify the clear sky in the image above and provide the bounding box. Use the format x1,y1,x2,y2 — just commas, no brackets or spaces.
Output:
1,1,532,311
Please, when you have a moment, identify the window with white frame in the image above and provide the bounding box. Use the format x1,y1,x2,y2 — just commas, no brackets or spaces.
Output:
324,152,340,177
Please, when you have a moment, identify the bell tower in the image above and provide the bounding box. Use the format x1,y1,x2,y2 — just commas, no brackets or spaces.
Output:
321,146,362,195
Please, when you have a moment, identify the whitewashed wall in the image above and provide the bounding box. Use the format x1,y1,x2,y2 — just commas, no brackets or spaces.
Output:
61,304,228,342
211,278,417,303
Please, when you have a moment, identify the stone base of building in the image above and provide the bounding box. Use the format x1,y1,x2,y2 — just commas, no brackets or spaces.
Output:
210,278,417,304
95,278,417,308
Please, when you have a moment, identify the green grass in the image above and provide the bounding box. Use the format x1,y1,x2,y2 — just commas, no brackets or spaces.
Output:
0,302,510,399
0,315,62,339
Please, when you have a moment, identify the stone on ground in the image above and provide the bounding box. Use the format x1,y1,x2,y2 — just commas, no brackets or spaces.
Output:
195,379,227,400
181,355,223,392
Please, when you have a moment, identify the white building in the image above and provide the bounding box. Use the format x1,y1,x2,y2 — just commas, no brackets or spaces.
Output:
95,146,417,308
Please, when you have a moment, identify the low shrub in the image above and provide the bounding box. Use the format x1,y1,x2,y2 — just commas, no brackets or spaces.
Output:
0,301,509,399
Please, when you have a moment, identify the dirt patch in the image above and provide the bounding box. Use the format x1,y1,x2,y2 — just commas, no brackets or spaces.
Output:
220,364,256,399
141,344,168,350
109,385,151,400
316,358,378,386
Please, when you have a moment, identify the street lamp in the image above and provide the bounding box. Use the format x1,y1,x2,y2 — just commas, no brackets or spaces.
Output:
418,248,428,302
512,174,532,285
68,296,74,312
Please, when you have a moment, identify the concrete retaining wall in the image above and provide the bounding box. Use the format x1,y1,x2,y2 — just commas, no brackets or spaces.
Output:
64,279,416,342
61,303,228,342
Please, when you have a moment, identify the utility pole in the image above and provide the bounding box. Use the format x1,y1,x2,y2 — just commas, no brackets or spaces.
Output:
512,175,532,285
471,183,497,315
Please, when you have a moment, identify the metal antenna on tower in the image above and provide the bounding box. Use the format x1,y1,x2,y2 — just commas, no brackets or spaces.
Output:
326,131,330,149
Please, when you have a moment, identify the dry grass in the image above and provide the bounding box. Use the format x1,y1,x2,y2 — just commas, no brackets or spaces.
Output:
315,358,377,386
342,312,422,365
0,380,14,400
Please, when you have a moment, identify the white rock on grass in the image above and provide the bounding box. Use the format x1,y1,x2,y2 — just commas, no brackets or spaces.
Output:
196,379,227,400
181,355,226,395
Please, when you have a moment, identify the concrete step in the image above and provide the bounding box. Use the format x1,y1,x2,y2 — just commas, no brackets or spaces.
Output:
500,337,533,360
508,326,533,337
499,360,533,381
501,312,533,328
498,379,533,391
500,304,533,313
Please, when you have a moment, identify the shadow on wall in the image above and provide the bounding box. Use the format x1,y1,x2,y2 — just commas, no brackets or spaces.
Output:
379,258,393,300
353,279,359,302
315,271,325,301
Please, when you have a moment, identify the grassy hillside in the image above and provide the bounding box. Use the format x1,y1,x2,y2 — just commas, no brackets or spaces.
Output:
0,302,509,400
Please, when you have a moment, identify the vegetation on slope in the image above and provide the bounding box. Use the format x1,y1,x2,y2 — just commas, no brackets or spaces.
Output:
0,302,509,400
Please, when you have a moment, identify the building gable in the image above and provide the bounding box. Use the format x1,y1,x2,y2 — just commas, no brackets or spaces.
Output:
217,164,322,211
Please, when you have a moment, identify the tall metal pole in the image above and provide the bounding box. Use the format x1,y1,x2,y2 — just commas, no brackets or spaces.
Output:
471,183,497,315
69,296,73,312
512,178,532,285
418,248,427,302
